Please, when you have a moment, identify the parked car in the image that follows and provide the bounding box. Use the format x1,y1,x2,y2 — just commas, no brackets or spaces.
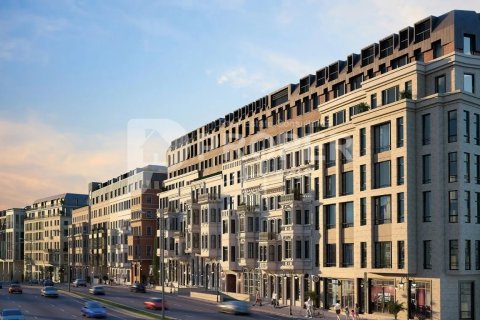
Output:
73,279,87,287
130,283,146,293
143,297,168,310
217,300,250,315
42,279,54,286
0,308,25,320
81,301,107,318
89,285,105,295
41,286,58,297
8,284,22,294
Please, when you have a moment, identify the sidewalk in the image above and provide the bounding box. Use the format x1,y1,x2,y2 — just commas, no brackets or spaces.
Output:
251,303,339,319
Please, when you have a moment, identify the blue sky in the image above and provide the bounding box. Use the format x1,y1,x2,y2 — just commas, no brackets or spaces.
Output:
1,0,479,208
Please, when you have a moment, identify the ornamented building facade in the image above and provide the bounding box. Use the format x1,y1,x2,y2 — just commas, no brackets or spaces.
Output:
0,208,25,282
158,10,480,320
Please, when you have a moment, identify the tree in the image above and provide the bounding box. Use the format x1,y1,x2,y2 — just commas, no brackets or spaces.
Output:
388,300,406,320
151,237,159,285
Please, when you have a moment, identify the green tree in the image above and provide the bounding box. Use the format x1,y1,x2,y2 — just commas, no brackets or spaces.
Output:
388,300,406,320
151,237,159,285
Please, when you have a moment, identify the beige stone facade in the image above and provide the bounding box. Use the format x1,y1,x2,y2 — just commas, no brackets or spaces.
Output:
159,10,480,320
0,208,25,282
69,205,90,281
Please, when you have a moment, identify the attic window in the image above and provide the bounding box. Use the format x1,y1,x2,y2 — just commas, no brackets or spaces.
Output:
300,77,310,94
415,19,430,43
272,88,289,107
399,28,411,50
316,69,326,86
329,63,338,81
362,46,375,67
379,37,394,58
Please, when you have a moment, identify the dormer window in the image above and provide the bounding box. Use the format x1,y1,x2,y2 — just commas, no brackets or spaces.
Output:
361,45,376,67
300,77,310,94
380,36,395,58
414,18,431,43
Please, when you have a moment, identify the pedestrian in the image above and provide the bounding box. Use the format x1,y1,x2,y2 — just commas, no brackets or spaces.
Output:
355,303,360,319
305,297,313,318
271,291,278,308
253,290,262,306
345,306,350,320
334,300,341,320
351,307,356,320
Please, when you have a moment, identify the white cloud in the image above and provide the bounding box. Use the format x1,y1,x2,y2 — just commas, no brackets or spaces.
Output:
217,67,276,92
0,117,128,209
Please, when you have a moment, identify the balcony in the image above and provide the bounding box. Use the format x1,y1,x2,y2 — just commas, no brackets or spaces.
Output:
280,259,312,271
259,232,277,241
281,224,313,234
259,261,279,271
237,204,258,213
198,193,221,204
237,258,257,269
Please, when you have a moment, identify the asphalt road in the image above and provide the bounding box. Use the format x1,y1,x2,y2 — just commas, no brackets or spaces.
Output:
0,285,146,319
67,284,289,320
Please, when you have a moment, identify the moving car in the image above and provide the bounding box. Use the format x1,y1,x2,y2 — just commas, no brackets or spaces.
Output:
41,286,58,297
73,279,87,287
143,297,168,310
8,284,22,294
130,283,146,293
81,301,107,319
0,308,25,320
217,300,250,315
89,285,105,295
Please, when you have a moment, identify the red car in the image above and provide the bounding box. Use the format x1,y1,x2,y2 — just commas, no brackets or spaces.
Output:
143,298,168,310
8,284,23,294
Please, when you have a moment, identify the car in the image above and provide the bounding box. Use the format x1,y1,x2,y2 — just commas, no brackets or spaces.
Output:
0,308,25,320
143,297,168,310
73,279,87,287
42,279,54,286
8,284,22,294
41,286,58,297
217,300,250,315
89,285,105,295
130,283,146,293
81,301,107,318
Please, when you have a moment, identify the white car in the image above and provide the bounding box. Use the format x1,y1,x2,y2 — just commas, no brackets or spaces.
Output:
0,308,25,320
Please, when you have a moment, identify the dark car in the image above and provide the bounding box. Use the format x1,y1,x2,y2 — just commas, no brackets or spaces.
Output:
42,279,54,286
81,301,107,319
130,283,146,293
8,284,22,294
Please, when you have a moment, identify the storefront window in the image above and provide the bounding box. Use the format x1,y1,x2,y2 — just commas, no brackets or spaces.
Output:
326,279,354,309
341,280,355,309
370,279,395,313
410,281,432,318
326,279,340,308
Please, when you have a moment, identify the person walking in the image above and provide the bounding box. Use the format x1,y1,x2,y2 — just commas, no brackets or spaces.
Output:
271,291,278,308
334,300,341,320
253,290,262,306
345,306,350,320
305,297,313,318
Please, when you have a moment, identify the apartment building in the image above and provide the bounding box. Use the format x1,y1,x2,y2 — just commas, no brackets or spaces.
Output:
0,208,25,282
159,10,480,320
24,193,88,282
69,205,90,281
89,165,166,285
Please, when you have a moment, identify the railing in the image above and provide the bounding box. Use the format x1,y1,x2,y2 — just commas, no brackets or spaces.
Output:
237,204,258,213
259,232,277,241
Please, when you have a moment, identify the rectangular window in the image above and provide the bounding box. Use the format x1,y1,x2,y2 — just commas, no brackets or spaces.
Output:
305,240,310,259
476,155,480,184
448,110,457,142
476,240,480,270
374,241,392,268
459,282,474,320
464,74,474,93
371,93,377,109
396,117,404,147
432,40,443,58
361,242,367,268
397,157,404,185
333,82,345,98
464,34,475,55
284,240,292,259
423,191,432,222
325,175,336,198
435,75,446,94
422,154,431,184
449,191,458,223
360,165,366,191
422,114,431,145
326,244,336,267
397,192,404,223
374,195,391,224
465,240,471,270
360,128,366,156
465,153,470,183
465,191,471,223
360,198,367,226
284,211,292,225
373,122,391,153
342,202,354,228
295,240,302,259
423,240,432,269
374,160,391,188
341,171,353,195
449,152,458,182
415,19,431,43
325,204,336,229
464,111,471,144
381,85,400,105
449,239,459,270
475,114,480,145
477,192,480,224
342,243,354,267
325,142,336,167
398,241,405,269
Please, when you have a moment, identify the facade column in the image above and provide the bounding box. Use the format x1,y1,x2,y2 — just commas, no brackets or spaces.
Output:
300,274,305,307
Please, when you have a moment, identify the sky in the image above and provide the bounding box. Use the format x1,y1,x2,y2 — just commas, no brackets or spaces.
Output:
1,0,479,209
